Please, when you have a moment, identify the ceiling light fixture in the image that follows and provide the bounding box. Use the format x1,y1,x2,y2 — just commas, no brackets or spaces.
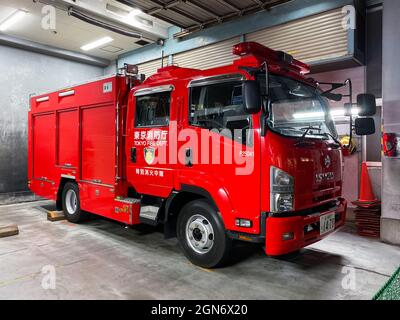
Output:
128,8,142,17
81,36,114,51
106,3,130,17
0,9,28,32
105,3,142,17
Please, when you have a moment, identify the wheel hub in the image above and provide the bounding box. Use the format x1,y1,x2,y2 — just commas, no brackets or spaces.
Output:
65,189,77,214
186,214,214,254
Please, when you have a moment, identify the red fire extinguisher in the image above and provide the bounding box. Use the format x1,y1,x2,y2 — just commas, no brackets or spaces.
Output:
383,133,398,157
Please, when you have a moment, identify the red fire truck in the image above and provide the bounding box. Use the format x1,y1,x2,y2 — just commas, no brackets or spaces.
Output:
28,42,376,268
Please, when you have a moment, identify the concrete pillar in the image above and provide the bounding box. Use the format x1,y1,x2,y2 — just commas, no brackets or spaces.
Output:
381,0,400,245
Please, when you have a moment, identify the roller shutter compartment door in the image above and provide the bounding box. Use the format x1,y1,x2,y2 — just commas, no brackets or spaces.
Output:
246,8,349,64
173,37,241,70
137,57,168,78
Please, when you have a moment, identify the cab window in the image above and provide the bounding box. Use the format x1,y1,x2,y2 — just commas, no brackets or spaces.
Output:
135,92,170,127
190,81,252,145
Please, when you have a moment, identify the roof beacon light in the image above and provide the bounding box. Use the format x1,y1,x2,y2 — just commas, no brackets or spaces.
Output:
233,42,310,75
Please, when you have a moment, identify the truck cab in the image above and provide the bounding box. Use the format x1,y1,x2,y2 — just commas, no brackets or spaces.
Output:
123,42,349,267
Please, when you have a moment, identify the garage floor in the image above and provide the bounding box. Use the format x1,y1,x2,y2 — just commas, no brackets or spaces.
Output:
0,201,399,300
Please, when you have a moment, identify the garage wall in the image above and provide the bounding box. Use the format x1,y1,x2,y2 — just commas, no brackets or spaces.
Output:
0,45,103,199
381,0,400,245
103,60,118,76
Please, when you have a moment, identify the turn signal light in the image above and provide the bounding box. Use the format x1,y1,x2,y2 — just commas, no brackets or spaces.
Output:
235,219,252,228
282,232,295,241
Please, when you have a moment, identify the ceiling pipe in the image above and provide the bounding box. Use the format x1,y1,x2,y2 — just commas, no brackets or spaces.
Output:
117,0,187,29
34,0,165,43
0,34,110,67
68,7,143,39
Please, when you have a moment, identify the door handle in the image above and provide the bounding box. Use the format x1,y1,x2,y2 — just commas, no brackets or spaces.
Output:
185,148,193,167
131,147,137,163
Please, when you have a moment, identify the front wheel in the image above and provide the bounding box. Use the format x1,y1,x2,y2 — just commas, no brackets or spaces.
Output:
177,200,232,268
62,182,87,223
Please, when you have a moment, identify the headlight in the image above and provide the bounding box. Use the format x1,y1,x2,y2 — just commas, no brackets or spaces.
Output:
272,194,294,212
270,167,294,213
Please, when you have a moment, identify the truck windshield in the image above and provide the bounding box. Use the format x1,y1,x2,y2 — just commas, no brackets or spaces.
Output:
259,74,338,140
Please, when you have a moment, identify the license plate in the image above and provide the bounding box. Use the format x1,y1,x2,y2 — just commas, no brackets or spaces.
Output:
320,213,335,235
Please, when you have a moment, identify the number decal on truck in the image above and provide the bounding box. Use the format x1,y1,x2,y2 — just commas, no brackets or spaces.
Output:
103,82,112,93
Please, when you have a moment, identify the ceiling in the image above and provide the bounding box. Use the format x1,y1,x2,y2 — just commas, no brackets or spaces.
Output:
118,0,292,38
0,0,171,60
0,0,292,62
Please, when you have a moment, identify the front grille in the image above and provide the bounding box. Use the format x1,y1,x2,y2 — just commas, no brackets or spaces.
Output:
313,193,336,203
313,182,335,192
312,181,341,204
295,200,338,217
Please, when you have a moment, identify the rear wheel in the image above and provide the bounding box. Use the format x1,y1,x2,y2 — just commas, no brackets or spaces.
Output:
177,200,232,268
62,182,87,223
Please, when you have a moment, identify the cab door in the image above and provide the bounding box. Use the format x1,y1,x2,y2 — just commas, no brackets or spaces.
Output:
178,76,262,234
127,85,175,198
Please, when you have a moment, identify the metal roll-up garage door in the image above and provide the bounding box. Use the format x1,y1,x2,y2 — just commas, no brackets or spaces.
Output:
137,58,168,78
173,36,241,70
246,8,348,64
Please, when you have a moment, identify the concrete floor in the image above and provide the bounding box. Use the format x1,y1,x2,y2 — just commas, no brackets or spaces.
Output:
0,200,399,300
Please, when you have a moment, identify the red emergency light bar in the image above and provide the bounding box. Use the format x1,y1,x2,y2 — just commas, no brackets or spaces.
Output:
233,42,310,75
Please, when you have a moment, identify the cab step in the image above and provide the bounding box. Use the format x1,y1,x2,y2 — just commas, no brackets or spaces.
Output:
139,195,164,226
140,206,160,225
115,197,141,205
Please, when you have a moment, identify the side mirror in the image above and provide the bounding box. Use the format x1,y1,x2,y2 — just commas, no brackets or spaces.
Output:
355,118,375,136
243,80,262,114
357,94,377,116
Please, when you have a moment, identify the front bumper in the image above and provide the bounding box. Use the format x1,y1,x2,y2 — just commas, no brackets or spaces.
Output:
265,198,347,256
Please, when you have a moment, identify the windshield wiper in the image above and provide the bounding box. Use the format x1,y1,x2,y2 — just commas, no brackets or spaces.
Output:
294,125,323,145
300,126,322,138
298,127,341,146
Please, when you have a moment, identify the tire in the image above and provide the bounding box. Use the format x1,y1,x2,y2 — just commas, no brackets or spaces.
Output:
177,200,232,268
62,182,87,223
